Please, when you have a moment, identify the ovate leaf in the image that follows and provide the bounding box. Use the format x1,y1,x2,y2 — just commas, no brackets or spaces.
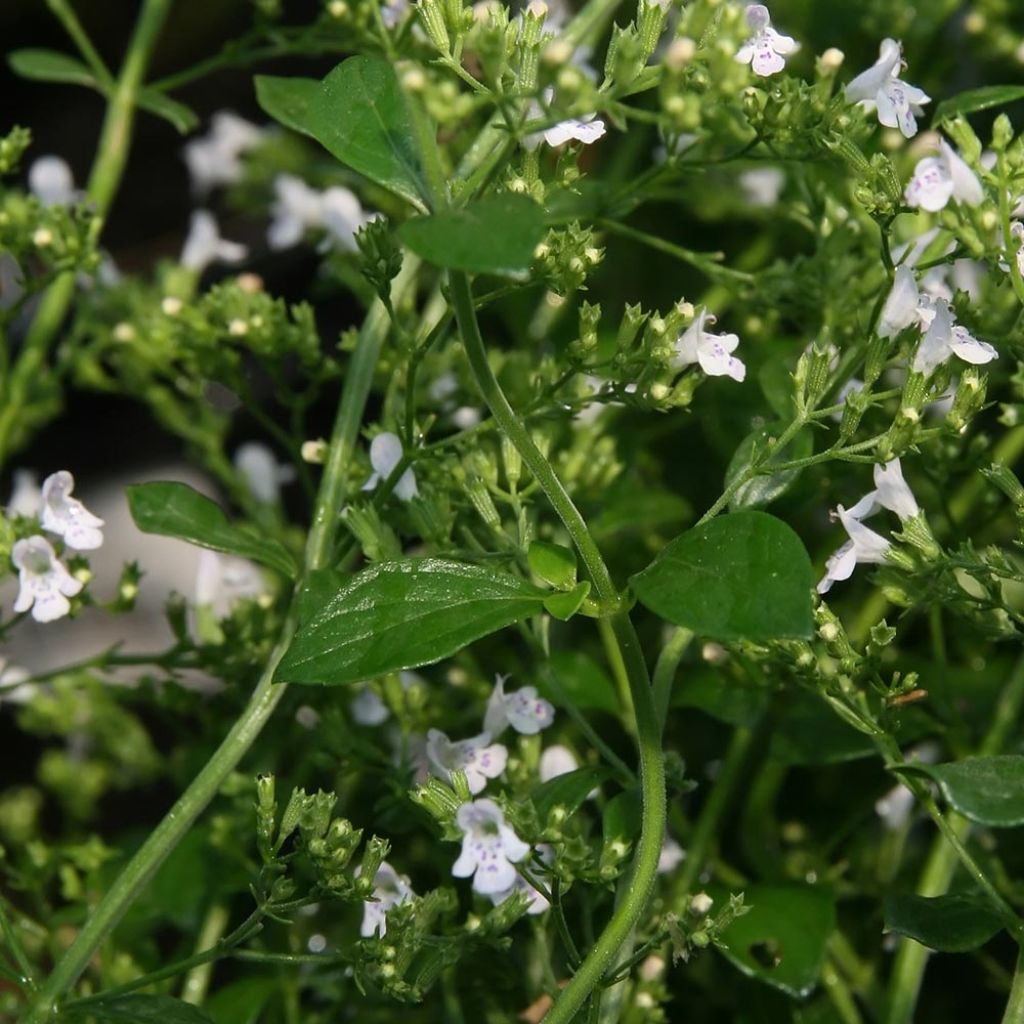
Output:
724,423,812,510
399,194,546,274
896,756,1024,827
276,560,547,685
528,540,577,589
544,581,591,621
883,892,1005,952
934,86,1024,123
254,75,320,136
8,49,98,89
306,56,427,209
630,511,814,641
65,993,215,1023
714,884,836,998
127,482,298,579
542,651,619,714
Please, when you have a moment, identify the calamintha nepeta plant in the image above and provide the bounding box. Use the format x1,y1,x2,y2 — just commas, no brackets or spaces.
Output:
3,0,1024,1022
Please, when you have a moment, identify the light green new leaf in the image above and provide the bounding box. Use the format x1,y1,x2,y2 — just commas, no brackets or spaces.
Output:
630,511,814,640
127,482,298,579
896,755,1024,827
399,194,547,274
714,884,836,998
306,56,428,209
8,48,98,89
934,86,1024,123
528,540,577,589
254,75,320,136
276,560,548,685
883,892,1005,952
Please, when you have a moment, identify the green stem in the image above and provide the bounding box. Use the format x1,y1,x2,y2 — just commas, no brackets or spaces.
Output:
0,0,171,468
449,269,665,1024
46,0,115,88
0,898,35,990
1003,949,1024,1024
180,903,230,1005
652,627,692,736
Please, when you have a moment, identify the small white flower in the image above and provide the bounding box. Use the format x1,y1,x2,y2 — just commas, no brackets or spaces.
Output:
180,210,248,274
539,744,579,782
452,798,531,895
426,729,508,794
845,38,930,138
734,4,800,77
673,308,746,382
267,174,370,252
866,458,920,521
40,471,103,549
0,657,31,705
359,861,414,937
904,139,984,212
488,844,554,915
363,432,418,502
878,265,927,339
234,443,296,505
28,156,78,206
739,167,785,207
912,298,997,376
11,535,83,623
381,0,409,28
195,549,267,619
816,506,891,594
484,675,555,737
7,470,42,517
657,836,686,874
351,686,391,726
542,116,607,147
183,112,264,194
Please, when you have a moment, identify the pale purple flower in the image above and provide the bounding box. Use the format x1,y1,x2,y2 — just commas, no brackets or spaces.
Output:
452,798,530,895
234,443,295,505
539,744,578,782
673,308,746,381
194,550,267,619
817,506,892,594
267,174,370,252
180,210,248,274
845,38,929,138
11,536,83,623
488,844,554,916
426,729,508,794
7,470,41,517
848,458,920,522
40,471,103,550
734,4,800,77
484,675,555,737
183,112,264,194
359,861,414,937
904,139,984,212
878,265,927,339
351,687,391,726
912,298,996,376
363,432,418,502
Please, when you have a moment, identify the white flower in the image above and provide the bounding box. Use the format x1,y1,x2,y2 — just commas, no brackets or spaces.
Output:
426,729,508,794
28,156,78,206
488,844,553,915
195,549,267,619
0,657,31,705
359,861,414,937
234,443,296,505
267,174,370,252
351,686,391,726
904,139,984,212
657,836,686,874
844,38,930,138
363,432,418,501
831,378,864,422
11,535,83,623
864,458,920,521
539,744,578,782
381,0,409,28
40,471,103,549
878,265,927,339
673,308,746,382
183,112,264,194
452,798,531,895
912,298,997,376
734,4,800,77
816,506,891,594
483,675,555,737
739,167,785,207
180,210,248,274
7,470,42,517
542,116,607,147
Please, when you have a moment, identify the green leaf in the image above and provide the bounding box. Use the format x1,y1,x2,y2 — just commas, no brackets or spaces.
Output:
137,89,199,134
542,651,619,714
673,666,769,727
254,74,320,136
544,581,591,621
724,423,812,510
399,194,546,275
714,884,836,998
206,978,278,1024
65,993,215,1024
8,48,98,89
934,86,1024,123
896,756,1024,827
883,892,1004,952
528,540,577,589
126,482,298,579
533,766,608,820
276,560,548,685
630,511,814,641
306,56,427,209
603,790,640,840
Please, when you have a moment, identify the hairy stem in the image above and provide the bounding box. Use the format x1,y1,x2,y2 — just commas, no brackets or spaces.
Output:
449,269,665,1024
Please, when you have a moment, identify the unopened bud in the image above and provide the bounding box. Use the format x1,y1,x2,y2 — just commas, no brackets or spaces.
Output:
665,36,696,71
